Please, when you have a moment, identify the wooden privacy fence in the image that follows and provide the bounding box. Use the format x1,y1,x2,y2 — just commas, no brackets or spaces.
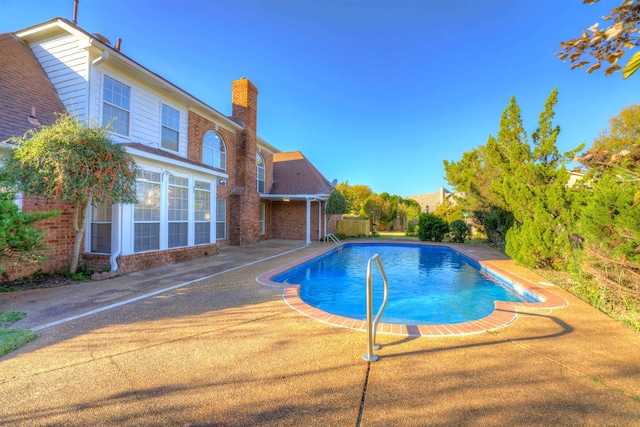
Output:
337,218,371,236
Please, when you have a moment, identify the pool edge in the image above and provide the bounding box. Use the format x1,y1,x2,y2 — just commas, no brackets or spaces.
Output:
256,241,568,337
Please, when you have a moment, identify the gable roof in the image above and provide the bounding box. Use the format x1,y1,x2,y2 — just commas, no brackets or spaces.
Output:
270,151,333,196
15,18,243,133
0,32,66,142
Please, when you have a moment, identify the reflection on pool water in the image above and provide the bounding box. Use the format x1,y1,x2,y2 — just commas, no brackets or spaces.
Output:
271,243,540,325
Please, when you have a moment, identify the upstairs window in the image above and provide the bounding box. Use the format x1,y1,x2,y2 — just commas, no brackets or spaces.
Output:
256,153,265,193
161,104,180,151
102,76,130,136
203,131,226,171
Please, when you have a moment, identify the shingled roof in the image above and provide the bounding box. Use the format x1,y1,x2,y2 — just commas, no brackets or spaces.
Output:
0,32,66,142
270,151,333,196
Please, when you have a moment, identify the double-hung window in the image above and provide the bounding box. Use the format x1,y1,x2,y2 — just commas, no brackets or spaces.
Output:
194,181,211,245
216,198,226,239
134,171,161,252
161,104,180,151
168,176,189,248
102,76,130,136
91,203,112,253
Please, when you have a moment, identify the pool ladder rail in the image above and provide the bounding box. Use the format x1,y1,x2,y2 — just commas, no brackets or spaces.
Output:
363,253,389,362
323,233,343,251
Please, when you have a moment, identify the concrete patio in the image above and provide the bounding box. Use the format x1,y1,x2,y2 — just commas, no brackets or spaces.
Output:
0,240,639,426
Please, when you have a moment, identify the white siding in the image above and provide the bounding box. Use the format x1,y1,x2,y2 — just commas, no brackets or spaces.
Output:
93,65,188,158
30,35,89,119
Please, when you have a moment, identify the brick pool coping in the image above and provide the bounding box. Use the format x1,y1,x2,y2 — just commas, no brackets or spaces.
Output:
256,241,568,337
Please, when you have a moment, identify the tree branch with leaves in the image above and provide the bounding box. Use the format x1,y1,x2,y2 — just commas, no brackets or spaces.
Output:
557,0,640,78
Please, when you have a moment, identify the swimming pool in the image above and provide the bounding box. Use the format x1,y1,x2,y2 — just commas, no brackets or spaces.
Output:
270,243,540,325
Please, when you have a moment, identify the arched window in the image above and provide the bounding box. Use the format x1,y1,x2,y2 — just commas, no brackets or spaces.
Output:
202,130,226,171
256,153,265,193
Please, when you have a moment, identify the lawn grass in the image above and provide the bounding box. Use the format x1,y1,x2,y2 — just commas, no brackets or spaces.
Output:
0,311,38,357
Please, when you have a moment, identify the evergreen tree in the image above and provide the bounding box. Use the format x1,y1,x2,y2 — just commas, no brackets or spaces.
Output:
0,191,60,276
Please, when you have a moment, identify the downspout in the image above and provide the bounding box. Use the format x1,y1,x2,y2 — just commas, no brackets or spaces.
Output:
109,204,122,272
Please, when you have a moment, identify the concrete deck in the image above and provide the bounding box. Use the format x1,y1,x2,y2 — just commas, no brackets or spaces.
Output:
0,240,639,426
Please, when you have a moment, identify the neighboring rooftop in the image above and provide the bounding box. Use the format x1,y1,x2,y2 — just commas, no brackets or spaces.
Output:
408,187,455,213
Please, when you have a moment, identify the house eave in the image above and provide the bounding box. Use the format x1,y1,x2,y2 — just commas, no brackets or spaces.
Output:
260,193,331,201
126,146,229,178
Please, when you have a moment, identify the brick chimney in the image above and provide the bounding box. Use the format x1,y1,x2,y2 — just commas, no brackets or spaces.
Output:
228,78,260,245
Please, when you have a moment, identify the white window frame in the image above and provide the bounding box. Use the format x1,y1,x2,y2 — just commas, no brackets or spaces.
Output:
216,198,226,240
133,170,162,253
168,174,189,248
102,75,131,136
161,104,180,152
90,203,113,254
194,180,212,245
259,203,266,235
203,131,226,171
256,153,265,193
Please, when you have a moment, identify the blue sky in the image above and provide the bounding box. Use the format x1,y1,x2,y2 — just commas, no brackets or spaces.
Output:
1,0,638,197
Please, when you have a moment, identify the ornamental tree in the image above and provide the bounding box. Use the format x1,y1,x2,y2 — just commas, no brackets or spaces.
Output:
1,115,138,273
325,189,349,215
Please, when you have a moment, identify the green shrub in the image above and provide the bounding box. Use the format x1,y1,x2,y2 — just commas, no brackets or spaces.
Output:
417,214,449,242
449,220,470,243
405,220,417,236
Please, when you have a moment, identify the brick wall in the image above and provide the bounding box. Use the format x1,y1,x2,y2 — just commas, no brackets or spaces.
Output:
269,200,319,241
187,110,238,247
229,78,260,246
1,197,76,281
83,243,220,275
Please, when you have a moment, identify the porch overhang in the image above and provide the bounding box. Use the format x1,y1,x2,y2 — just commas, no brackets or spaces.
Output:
260,193,331,244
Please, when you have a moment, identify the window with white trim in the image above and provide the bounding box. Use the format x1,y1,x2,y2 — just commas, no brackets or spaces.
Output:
216,198,226,240
91,203,112,253
168,176,189,248
161,104,180,151
194,181,211,245
134,170,161,252
203,131,226,171
256,153,265,193
259,203,266,235
102,76,130,136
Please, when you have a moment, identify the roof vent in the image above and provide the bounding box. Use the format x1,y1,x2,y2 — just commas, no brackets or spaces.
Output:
93,32,111,45
27,107,40,126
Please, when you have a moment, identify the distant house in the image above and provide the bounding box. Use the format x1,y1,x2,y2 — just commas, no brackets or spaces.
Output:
408,187,456,214
0,18,337,280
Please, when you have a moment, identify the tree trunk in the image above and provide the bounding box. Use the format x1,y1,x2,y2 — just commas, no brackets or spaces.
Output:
70,202,88,274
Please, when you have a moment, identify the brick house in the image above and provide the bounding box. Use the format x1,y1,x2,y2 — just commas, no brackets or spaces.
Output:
0,18,337,280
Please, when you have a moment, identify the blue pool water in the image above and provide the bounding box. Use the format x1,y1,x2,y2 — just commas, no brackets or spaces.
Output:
272,244,540,325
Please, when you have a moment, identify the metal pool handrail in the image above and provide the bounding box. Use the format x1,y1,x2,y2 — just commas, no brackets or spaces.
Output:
324,233,343,250
363,253,389,362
